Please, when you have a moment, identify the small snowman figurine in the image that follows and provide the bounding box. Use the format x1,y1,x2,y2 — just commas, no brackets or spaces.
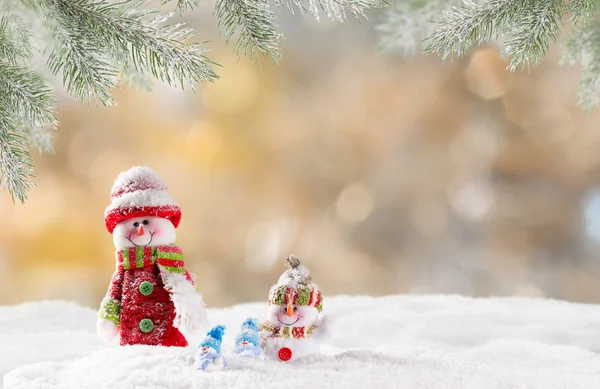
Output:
196,325,228,371
97,166,207,347
259,255,325,361
234,318,264,359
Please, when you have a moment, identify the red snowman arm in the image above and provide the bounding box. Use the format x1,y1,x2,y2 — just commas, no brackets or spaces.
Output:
98,268,124,325
184,269,194,284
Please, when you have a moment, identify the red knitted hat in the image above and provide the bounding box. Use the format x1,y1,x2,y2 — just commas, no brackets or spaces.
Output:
104,166,182,234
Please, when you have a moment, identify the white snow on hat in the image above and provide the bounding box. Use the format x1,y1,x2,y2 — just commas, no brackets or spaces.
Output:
104,166,181,233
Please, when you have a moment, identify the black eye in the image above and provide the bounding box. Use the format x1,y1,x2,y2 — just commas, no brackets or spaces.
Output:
143,220,149,225
133,222,139,227
293,307,297,311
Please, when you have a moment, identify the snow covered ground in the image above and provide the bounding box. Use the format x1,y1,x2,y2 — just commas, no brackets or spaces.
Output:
2,295,600,388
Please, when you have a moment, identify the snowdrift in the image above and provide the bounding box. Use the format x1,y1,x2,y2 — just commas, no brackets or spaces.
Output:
3,295,600,388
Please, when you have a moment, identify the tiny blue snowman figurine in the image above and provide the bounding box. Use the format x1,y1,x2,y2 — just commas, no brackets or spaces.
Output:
196,325,228,372
234,318,264,359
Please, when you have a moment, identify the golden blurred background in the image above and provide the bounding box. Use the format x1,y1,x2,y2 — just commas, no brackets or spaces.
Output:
2,9,600,309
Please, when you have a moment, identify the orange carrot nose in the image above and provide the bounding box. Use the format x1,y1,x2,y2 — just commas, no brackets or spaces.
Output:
286,304,294,317
137,226,144,236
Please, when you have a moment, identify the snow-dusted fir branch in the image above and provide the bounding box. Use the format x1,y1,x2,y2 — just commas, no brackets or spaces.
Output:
0,63,56,131
163,0,201,14
0,5,32,63
503,1,564,71
0,112,36,204
567,0,598,25
0,0,221,201
425,0,532,62
277,0,388,22
377,0,459,56
38,0,218,104
0,42,55,202
40,1,119,107
215,0,283,62
214,0,386,63
563,19,600,110
0,0,386,203
378,0,600,109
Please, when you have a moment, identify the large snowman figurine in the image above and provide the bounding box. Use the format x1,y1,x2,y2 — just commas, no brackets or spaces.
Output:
259,255,325,361
97,166,207,347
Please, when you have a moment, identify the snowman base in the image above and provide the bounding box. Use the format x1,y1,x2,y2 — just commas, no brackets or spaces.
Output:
196,356,228,372
263,337,320,362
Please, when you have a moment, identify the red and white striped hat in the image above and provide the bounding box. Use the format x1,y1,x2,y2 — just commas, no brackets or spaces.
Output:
104,166,182,234
267,255,323,312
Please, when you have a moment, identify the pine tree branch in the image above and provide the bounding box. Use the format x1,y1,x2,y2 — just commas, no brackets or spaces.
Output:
0,62,56,131
162,0,201,15
25,125,55,154
425,0,564,70
63,0,217,88
38,0,119,107
0,108,35,203
215,0,283,62
567,0,598,25
504,0,564,71
425,0,525,60
380,0,600,108
36,0,218,105
0,0,389,202
0,4,32,63
276,0,388,23
0,63,55,201
377,0,459,56
563,19,600,110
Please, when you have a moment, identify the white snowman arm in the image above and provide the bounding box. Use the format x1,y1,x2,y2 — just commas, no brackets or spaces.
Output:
96,317,119,342
311,314,331,340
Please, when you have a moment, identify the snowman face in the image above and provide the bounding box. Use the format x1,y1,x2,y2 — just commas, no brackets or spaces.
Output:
267,304,319,327
199,346,217,356
236,340,256,350
113,216,176,249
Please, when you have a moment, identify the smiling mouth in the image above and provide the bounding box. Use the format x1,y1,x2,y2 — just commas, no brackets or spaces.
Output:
126,231,155,247
277,315,300,326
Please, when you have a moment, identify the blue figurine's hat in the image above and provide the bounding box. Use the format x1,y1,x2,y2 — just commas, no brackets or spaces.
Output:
200,325,226,354
235,318,260,347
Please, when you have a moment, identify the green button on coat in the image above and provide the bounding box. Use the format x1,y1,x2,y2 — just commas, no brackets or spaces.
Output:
139,281,153,296
139,318,154,333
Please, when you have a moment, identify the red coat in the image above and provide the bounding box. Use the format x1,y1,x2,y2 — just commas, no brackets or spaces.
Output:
105,264,188,347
